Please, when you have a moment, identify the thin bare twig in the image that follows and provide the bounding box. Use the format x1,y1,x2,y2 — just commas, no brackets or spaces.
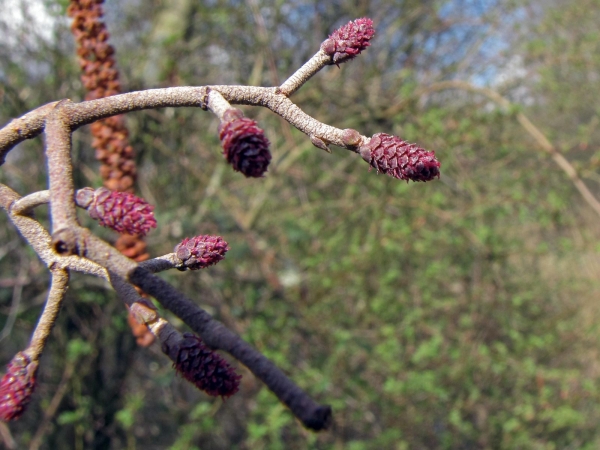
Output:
0,85,367,163
10,191,52,215
45,102,85,258
24,269,70,362
279,50,331,97
0,101,59,163
206,90,233,119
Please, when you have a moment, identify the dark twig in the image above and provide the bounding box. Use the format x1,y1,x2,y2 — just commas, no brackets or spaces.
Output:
138,254,180,273
129,267,332,431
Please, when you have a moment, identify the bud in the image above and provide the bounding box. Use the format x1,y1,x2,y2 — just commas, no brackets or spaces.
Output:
321,18,375,65
219,108,271,178
0,353,38,421
174,235,229,271
173,334,241,398
129,300,158,324
359,133,440,182
341,128,363,147
83,187,157,236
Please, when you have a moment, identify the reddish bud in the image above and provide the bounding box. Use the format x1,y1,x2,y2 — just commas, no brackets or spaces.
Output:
85,187,157,236
219,109,271,178
173,334,241,398
174,235,229,270
0,353,38,421
341,128,363,147
359,133,440,182
321,18,375,65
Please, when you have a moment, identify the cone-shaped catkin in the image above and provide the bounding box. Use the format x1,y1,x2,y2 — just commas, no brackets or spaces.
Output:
360,133,440,182
82,187,157,236
0,353,38,422
173,334,241,398
174,235,229,270
219,109,271,178
321,18,375,65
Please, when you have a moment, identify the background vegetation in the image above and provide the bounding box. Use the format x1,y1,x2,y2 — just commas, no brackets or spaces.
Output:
2,0,600,448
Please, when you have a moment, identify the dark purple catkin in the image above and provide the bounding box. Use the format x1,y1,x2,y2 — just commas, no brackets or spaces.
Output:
359,133,441,182
321,17,375,65
174,235,229,270
0,353,38,422
219,109,271,178
80,187,157,236
173,334,241,398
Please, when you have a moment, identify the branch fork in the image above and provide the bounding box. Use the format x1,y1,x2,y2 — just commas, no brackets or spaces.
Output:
0,17,440,431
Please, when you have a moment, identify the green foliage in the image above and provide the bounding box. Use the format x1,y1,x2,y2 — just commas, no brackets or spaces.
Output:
2,0,600,449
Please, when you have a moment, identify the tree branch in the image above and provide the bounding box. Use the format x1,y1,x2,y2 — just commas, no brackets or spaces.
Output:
0,85,368,163
45,102,79,238
24,269,69,363
279,50,331,97
0,182,332,430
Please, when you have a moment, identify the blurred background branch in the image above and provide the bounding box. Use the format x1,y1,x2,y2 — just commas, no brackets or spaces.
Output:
426,79,600,217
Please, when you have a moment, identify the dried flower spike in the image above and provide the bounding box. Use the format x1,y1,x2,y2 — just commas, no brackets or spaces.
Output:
321,18,375,65
68,0,137,192
0,353,38,422
360,133,441,182
174,235,229,271
219,108,271,178
173,334,241,398
81,187,157,236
